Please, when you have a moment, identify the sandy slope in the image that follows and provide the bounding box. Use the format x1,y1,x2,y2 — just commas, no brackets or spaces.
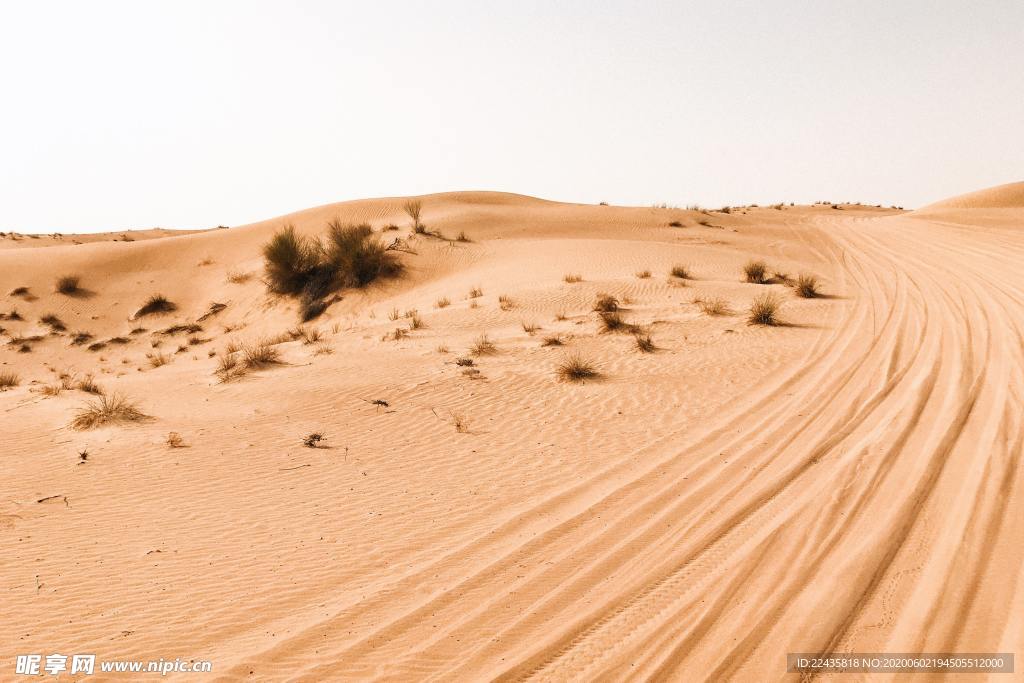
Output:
1,189,1021,681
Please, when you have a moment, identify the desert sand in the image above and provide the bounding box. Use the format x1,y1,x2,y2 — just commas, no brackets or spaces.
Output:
2,184,1022,680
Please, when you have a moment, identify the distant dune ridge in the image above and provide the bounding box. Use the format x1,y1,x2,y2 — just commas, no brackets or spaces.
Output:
2,183,1023,680
921,180,1024,209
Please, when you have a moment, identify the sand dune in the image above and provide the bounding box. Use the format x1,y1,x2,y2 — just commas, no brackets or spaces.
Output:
2,188,1022,680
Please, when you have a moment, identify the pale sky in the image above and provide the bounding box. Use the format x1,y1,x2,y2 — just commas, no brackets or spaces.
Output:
2,1,1022,232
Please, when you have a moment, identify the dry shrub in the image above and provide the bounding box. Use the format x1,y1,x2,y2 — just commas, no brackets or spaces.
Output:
136,294,176,317
635,269,652,279
435,296,451,309
403,199,423,231
40,314,66,331
77,375,103,395
541,335,564,346
634,333,656,353
670,265,691,279
796,274,820,298
56,275,81,295
167,432,186,448
694,295,730,316
226,270,251,284
599,312,638,334
470,334,497,356
593,294,619,313
0,370,19,390
71,394,147,430
468,286,483,299
748,293,782,326
521,321,540,335
556,354,599,382
563,273,582,283
743,260,769,284
498,295,514,311
147,351,170,368
242,339,281,368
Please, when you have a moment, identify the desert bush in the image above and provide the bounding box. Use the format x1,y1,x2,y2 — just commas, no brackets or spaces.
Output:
593,294,619,313
226,270,251,284
388,308,401,321
470,334,497,355
242,339,281,368
563,273,582,283
599,312,637,334
313,341,333,355
556,353,599,382
498,295,514,311
407,313,424,330
521,321,540,335
694,296,730,316
263,225,322,296
40,383,62,396
70,331,93,345
635,269,651,279
436,344,449,353
743,260,769,284
87,341,107,352
136,294,176,317
324,220,402,289
167,432,186,448
71,393,147,430
215,352,243,383
403,199,423,232
10,286,30,297
456,231,471,242
451,412,469,433
146,351,170,367
668,220,683,227
0,370,19,390
76,375,103,395
40,314,66,331
796,274,820,298
455,357,474,366
748,293,782,326
541,335,564,346
56,275,81,295
435,296,450,308
670,265,691,279
634,333,656,353
554,311,568,321
468,286,483,299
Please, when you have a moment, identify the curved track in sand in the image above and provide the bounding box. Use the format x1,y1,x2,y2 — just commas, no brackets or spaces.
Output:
212,211,1024,680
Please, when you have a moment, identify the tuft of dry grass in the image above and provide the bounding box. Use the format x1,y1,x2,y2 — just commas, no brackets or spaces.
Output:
403,199,423,232
70,332,93,346
40,383,63,397
242,339,281,367
468,286,483,299
436,344,449,353
71,393,147,430
563,273,582,283
556,353,599,383
0,370,20,390
146,351,170,368
434,296,450,309
554,311,568,321
694,295,730,316
599,311,638,334
748,293,782,326
796,274,820,298
296,326,322,345
521,321,540,335
56,275,81,295
635,269,652,279
593,294,620,313
226,269,251,284
470,334,497,356
670,264,691,280
77,375,103,395
541,335,564,346
10,286,30,297
743,260,769,284
407,313,424,330
498,295,514,311
215,352,244,382
166,432,186,448
451,412,470,433
456,231,471,243
634,333,656,353
313,341,333,355
40,314,67,331
136,294,176,317
388,307,401,321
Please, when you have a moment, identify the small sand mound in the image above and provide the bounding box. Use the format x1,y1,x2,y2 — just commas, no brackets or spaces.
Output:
922,181,1024,210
